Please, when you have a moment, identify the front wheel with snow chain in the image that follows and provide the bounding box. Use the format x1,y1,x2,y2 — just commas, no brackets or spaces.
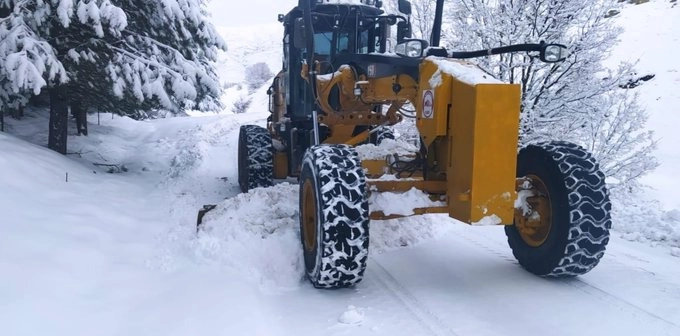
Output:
299,144,370,288
238,125,273,193
506,141,612,277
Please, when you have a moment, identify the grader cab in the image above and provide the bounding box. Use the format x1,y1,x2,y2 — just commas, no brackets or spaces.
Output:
222,0,611,288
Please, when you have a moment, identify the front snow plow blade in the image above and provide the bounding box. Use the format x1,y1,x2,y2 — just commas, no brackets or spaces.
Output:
196,204,217,231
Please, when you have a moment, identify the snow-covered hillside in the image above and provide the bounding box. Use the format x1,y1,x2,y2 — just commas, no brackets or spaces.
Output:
610,1,680,209
210,24,283,115
604,0,680,246
1,1,679,335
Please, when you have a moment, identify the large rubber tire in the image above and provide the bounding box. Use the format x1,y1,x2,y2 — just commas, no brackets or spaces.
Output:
238,125,273,193
299,144,370,288
506,141,612,277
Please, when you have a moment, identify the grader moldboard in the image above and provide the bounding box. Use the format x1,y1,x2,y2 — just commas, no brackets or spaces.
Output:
199,0,612,289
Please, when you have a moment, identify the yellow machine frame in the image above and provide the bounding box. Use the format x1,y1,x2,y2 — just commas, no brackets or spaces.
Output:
299,57,522,225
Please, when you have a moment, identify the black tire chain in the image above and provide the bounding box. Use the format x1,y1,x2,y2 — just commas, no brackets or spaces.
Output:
507,141,612,277
374,127,395,145
302,144,370,288
239,125,273,192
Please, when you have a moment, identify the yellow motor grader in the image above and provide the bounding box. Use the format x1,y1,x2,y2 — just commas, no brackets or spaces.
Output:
203,0,612,288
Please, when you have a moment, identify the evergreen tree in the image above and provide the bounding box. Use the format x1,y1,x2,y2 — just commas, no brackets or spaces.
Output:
0,0,225,153
102,0,226,114
0,0,67,113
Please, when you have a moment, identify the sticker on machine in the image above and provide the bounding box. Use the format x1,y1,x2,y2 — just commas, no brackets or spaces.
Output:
422,90,434,119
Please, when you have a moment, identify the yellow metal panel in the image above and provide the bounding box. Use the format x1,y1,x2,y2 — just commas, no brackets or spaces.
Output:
362,159,388,177
447,80,521,225
368,180,448,194
323,125,355,144
365,76,418,101
370,206,449,220
273,151,288,179
416,60,451,149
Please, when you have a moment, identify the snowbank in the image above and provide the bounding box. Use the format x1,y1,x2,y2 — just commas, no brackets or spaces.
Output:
196,184,305,290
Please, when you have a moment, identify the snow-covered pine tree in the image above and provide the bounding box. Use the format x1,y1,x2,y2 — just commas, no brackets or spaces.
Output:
437,0,657,190
0,0,225,153
0,0,67,118
103,0,226,114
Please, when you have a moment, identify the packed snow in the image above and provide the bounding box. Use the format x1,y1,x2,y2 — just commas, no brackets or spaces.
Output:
369,187,446,217
355,138,419,160
338,305,365,325
1,1,680,335
471,214,503,226
427,58,503,87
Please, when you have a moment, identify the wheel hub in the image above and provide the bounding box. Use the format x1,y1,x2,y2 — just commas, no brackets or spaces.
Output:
514,175,552,247
302,180,317,252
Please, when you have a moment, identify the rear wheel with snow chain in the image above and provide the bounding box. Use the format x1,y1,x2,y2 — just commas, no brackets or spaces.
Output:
369,127,395,145
238,125,273,193
299,144,369,288
506,141,612,277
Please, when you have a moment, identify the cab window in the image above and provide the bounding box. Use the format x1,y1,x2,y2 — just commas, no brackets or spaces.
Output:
314,32,333,55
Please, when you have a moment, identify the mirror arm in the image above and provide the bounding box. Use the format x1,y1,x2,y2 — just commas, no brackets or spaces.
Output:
446,42,566,62
448,43,542,59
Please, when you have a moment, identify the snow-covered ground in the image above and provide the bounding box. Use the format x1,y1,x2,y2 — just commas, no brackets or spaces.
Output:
3,108,680,335
1,1,680,335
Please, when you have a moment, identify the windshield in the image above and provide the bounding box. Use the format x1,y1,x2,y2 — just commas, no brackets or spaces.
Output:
314,32,333,55
314,30,371,55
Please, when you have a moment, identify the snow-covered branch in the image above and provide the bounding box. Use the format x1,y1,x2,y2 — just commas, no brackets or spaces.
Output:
0,0,224,115
431,0,656,188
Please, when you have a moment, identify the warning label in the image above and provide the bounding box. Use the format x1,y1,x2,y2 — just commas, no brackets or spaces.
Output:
423,90,434,119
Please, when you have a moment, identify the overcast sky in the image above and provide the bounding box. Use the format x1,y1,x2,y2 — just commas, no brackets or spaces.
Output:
207,0,299,27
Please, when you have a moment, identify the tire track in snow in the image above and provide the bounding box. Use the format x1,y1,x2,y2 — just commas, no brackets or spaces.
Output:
455,226,680,331
561,278,680,331
368,259,461,336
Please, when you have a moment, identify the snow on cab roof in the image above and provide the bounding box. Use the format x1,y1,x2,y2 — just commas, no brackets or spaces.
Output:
427,56,502,88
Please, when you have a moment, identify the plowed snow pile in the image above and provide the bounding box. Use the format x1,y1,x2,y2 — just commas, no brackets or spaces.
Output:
193,182,453,290
196,183,304,290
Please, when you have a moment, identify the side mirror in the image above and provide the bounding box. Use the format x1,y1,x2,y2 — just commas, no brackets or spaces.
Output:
397,21,412,42
540,43,567,63
293,18,306,49
398,0,412,16
395,39,428,58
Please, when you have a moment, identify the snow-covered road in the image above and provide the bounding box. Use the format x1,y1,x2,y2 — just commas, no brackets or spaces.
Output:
2,111,678,336
2,2,679,334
